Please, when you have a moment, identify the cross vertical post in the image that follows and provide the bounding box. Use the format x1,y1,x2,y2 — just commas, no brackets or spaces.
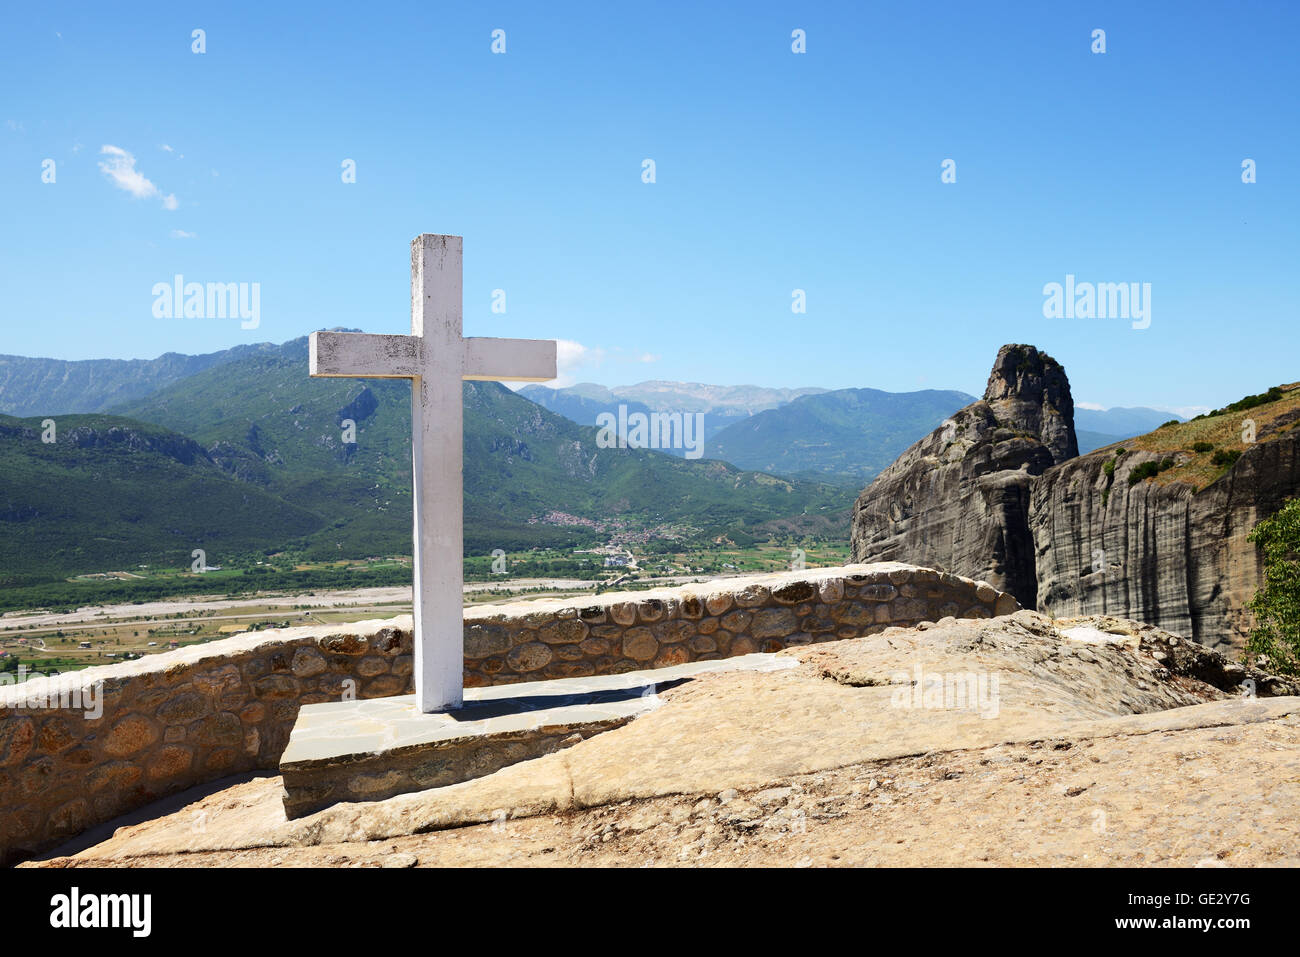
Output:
410,235,465,712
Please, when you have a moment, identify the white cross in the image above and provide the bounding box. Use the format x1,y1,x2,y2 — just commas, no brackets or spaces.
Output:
309,234,557,713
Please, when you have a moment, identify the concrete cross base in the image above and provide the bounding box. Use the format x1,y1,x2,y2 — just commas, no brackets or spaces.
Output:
279,654,796,819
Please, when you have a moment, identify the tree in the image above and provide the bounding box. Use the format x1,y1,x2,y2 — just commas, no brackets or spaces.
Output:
1247,497,1300,675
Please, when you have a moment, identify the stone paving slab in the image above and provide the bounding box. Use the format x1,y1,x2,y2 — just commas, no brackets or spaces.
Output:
280,652,796,818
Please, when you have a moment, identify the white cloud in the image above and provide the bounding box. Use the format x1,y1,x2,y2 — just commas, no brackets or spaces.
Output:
1076,401,1106,411
160,144,173,152
548,339,606,388
636,352,660,363
98,144,178,210
170,229,197,239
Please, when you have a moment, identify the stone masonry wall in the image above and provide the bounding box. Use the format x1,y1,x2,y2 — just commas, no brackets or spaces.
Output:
0,563,1016,864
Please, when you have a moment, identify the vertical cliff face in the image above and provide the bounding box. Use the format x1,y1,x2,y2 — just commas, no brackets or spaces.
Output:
1030,450,1198,638
850,345,1077,607
1032,418,1300,651
852,343,1300,653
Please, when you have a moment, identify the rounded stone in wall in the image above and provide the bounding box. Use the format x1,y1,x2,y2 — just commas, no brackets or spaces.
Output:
540,619,588,645
733,584,771,608
506,642,554,673
652,620,696,644
549,661,596,679
697,617,720,636
830,604,873,627
19,756,55,797
102,714,159,758
579,637,610,656
64,748,94,767
859,584,898,602
622,628,659,662
721,610,753,633
205,748,238,772
771,581,815,604
0,717,34,767
356,656,387,677
704,593,733,616
751,608,797,638
370,627,407,656
554,644,586,662
319,634,368,656
690,635,717,654
730,635,758,656
653,644,691,668
157,692,207,725
636,599,666,623
86,760,142,792
818,579,844,603
609,603,638,626
190,712,243,748
253,675,300,700
464,624,512,659
239,702,266,724
48,798,91,838
36,718,75,754
680,596,704,619
362,676,407,698
146,745,194,780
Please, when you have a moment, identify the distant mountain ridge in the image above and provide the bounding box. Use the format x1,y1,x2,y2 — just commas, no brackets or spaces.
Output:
705,387,976,486
0,344,282,416
520,381,828,452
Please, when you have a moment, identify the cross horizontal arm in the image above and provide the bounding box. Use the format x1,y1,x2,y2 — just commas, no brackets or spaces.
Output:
463,337,557,382
309,331,422,379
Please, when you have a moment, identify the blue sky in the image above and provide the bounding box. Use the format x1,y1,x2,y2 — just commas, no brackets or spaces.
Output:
2,1,1296,415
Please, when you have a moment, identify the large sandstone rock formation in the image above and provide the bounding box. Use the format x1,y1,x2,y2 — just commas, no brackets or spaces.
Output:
852,344,1300,652
1032,411,1300,649
851,344,1076,607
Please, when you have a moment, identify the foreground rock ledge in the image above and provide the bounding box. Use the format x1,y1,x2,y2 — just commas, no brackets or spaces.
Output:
0,562,1013,865
29,611,1297,868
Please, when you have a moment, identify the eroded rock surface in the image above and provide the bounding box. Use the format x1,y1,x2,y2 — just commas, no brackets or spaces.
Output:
31,612,1296,868
851,345,1076,606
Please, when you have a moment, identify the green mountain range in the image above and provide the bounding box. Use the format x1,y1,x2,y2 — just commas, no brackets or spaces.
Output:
703,388,977,485
0,336,850,583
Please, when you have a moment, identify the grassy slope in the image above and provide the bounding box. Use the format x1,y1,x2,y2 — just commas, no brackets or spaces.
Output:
110,336,853,558
0,413,323,582
1090,383,1300,491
